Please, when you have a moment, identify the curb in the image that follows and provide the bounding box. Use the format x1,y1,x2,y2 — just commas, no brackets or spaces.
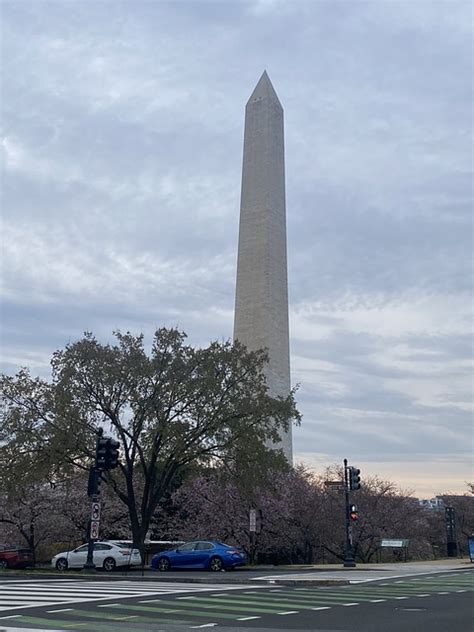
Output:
0,570,350,586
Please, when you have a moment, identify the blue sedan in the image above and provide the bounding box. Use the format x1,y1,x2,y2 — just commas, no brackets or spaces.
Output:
151,540,247,572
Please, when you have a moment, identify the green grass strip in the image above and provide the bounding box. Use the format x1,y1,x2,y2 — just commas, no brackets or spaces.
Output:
105,602,241,620
14,615,120,631
233,593,380,604
62,609,190,626
276,589,393,599
151,597,294,614
401,581,474,588
193,595,368,608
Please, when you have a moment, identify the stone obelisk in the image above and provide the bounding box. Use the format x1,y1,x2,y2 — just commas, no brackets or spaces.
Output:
233,71,293,463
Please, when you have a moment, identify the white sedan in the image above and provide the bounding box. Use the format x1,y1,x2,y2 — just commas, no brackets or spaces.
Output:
52,541,142,572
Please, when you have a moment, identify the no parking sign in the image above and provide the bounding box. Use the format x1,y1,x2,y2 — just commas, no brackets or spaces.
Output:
90,520,100,540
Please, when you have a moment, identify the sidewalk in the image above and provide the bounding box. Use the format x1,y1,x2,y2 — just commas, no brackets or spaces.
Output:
1,557,471,586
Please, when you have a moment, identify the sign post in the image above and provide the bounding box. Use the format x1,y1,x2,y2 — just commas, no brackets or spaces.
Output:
249,509,257,533
249,509,258,565
343,458,356,568
83,429,120,571
84,430,103,571
445,507,458,557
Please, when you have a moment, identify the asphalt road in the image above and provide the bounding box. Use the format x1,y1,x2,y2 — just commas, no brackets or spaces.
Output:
0,569,472,631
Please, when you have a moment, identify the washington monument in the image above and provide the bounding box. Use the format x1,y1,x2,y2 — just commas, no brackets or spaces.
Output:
233,71,293,463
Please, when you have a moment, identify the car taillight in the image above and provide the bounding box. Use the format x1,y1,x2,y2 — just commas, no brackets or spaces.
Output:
228,549,240,555
119,549,131,555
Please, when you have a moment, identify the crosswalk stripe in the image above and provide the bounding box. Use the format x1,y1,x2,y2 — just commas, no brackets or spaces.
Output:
0,580,253,614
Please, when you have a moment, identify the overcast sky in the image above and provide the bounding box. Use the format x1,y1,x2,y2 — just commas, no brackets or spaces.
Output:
1,0,472,498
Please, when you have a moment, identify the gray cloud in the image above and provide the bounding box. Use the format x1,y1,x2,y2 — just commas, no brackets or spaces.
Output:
1,0,472,497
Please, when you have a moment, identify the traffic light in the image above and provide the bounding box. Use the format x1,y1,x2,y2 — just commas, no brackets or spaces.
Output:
105,438,120,470
349,466,361,490
87,467,100,496
96,436,108,470
95,436,120,471
350,504,358,521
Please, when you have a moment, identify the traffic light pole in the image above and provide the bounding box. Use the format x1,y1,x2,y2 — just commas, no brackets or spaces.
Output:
343,458,356,568
83,428,103,572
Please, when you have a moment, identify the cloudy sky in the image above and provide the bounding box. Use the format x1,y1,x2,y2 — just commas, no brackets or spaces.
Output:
2,0,472,498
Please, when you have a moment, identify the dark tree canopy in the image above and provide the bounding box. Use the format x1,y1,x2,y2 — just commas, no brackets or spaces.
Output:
1,328,300,546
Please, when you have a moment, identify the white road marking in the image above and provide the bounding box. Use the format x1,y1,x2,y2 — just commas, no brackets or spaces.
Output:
311,606,331,610
0,580,262,613
237,616,260,621
46,608,74,612
370,599,386,603
342,603,359,606
277,611,298,615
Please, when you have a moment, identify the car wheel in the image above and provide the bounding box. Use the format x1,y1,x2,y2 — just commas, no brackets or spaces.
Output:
157,557,170,572
209,556,223,572
0,560,8,569
103,557,116,572
55,558,68,571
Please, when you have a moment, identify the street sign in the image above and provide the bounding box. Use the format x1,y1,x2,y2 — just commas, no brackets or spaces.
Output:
91,502,101,521
90,520,100,540
380,539,408,548
249,509,257,533
324,481,344,490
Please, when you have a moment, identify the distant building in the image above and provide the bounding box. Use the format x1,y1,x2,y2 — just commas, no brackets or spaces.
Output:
417,497,445,511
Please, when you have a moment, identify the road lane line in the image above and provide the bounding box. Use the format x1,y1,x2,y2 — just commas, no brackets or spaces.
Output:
238,616,260,620
47,608,74,612
312,607,331,611
342,603,359,606
277,611,299,615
